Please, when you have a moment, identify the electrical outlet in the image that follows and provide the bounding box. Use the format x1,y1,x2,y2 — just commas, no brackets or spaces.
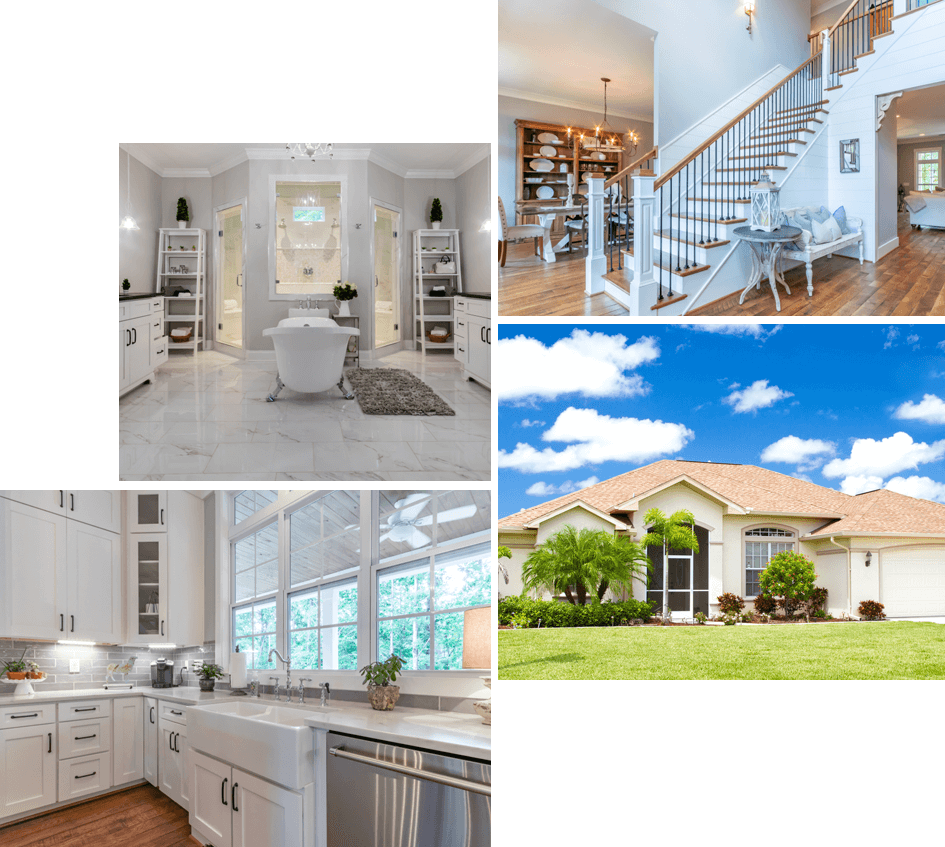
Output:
69,659,80,673
182,660,189,671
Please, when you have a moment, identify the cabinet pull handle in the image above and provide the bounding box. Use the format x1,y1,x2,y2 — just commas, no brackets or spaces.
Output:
60,491,64,508
48,732,52,753
132,327,137,344
169,731,174,751
150,707,155,724
232,782,238,812
75,772,97,780
481,327,486,342
60,614,64,632
11,713,39,719
487,327,491,344
160,508,164,525
126,329,132,347
70,493,75,511
222,777,228,806
161,620,165,637
75,707,96,713
71,614,75,632
75,734,97,740
174,732,180,753
170,710,183,716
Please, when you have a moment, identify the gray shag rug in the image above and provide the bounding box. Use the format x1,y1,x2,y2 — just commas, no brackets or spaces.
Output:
345,368,455,416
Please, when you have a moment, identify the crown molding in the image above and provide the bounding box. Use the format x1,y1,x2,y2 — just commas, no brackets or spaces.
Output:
499,87,653,125
367,150,407,178
119,144,164,177
163,168,212,178
209,149,250,176
404,169,457,179
452,143,490,178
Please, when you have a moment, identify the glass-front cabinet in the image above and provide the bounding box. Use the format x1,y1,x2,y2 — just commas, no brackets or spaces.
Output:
129,534,168,642
128,491,168,533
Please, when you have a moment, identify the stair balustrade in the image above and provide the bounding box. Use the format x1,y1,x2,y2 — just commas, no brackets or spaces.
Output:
827,0,893,86
601,146,658,274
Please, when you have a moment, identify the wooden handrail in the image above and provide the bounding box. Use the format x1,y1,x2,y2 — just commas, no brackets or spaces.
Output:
654,51,822,190
827,0,863,36
604,146,658,189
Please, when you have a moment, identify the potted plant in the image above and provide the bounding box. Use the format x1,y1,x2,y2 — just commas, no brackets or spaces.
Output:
359,654,404,711
197,663,224,692
333,281,358,317
26,660,43,680
2,659,27,680
176,197,190,229
122,279,131,292
430,198,443,230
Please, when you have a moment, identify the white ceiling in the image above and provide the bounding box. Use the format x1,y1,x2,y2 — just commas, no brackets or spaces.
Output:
120,143,489,179
499,0,655,122
895,85,945,141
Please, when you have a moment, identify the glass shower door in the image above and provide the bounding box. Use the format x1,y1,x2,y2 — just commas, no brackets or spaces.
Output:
217,204,243,349
373,204,400,349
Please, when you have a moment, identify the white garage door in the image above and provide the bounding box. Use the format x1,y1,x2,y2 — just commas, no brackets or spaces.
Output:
882,548,945,617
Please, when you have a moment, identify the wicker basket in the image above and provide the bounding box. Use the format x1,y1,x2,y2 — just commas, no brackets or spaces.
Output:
426,331,452,344
170,327,193,343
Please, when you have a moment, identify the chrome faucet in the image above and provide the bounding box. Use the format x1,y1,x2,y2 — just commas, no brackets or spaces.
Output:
269,676,281,701
320,682,331,707
268,648,292,703
298,677,312,704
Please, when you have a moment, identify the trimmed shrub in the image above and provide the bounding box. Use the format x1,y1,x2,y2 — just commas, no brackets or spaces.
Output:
759,551,817,617
498,597,655,628
717,593,745,614
806,586,829,615
694,612,708,625
858,600,886,621
753,594,777,614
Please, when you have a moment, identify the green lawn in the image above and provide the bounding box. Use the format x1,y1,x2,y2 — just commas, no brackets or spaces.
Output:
498,622,945,679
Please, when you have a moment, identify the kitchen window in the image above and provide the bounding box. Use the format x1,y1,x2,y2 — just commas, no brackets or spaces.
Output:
744,526,795,596
225,490,490,682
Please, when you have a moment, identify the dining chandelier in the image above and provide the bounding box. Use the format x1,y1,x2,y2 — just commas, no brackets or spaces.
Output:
286,143,334,160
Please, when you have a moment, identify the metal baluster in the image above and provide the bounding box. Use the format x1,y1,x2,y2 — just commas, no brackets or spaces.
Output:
658,185,664,300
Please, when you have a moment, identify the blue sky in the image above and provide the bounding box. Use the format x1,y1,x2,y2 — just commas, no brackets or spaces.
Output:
498,323,945,518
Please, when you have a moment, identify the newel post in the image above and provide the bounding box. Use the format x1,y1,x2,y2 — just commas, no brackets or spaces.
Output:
820,29,831,89
632,170,656,296
584,174,607,295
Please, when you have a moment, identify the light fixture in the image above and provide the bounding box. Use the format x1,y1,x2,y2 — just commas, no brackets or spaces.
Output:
478,219,491,233
586,78,622,154
149,643,178,650
865,551,872,567
462,607,491,725
58,640,96,646
745,2,755,33
119,152,139,231
626,128,641,158
286,143,334,161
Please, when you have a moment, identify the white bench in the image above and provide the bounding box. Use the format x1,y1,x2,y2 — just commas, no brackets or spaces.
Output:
779,206,864,297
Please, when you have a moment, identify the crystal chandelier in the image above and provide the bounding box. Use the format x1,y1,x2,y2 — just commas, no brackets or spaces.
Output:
286,143,334,161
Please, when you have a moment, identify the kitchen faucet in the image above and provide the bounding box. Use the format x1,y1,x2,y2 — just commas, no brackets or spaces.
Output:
298,678,312,704
268,648,292,703
320,682,331,707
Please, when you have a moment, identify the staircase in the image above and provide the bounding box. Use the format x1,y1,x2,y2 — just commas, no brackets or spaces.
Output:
585,0,935,316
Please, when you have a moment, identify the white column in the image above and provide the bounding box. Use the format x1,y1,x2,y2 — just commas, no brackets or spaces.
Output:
632,172,656,288
584,174,607,295
821,29,831,90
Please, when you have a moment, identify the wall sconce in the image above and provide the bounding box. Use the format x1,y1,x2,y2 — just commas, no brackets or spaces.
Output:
865,551,872,567
745,2,755,33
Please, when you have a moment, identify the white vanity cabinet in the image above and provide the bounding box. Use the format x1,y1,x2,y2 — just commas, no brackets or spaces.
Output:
159,707,189,810
120,297,166,397
453,296,491,389
144,697,159,787
190,749,308,847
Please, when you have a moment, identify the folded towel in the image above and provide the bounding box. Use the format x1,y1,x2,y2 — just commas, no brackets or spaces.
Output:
905,195,927,213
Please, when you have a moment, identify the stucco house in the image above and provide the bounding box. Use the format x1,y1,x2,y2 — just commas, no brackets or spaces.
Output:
499,459,945,619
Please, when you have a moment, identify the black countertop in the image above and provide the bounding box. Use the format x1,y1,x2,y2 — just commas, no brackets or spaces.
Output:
119,293,158,302
462,293,491,300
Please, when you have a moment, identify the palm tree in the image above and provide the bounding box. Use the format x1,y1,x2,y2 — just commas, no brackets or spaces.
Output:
520,525,650,605
641,508,699,622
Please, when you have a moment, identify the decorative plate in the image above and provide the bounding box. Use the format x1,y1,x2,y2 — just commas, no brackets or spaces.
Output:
529,158,554,172
536,185,555,200
525,177,542,183
539,145,557,157
597,152,606,160
537,132,560,144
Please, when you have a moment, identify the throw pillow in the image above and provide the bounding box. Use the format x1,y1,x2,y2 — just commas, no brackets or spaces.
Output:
833,205,853,236
790,213,812,235
810,207,831,224
905,195,927,213
811,215,842,244
789,229,812,251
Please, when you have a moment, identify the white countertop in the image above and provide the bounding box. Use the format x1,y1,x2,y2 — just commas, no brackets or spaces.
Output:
0,687,491,761
303,701,490,761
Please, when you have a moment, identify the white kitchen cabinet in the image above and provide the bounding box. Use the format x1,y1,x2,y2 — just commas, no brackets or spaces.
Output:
128,491,168,533
120,297,166,397
144,697,158,786
0,499,121,643
0,491,120,533
58,751,113,803
125,491,203,646
0,722,57,819
159,713,189,810
58,716,111,759
113,697,144,786
190,750,306,847
453,296,491,390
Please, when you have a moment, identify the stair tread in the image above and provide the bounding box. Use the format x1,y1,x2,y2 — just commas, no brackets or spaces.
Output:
671,214,748,225
658,234,731,248
752,128,816,137
689,197,750,204
825,84,843,91
743,140,806,148
651,292,688,311
774,100,829,115
730,152,798,159
719,165,787,171
623,246,711,277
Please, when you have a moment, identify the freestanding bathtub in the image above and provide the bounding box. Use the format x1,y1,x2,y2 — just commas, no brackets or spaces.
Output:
263,316,359,401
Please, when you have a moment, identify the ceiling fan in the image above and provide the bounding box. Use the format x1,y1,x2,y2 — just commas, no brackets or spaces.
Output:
380,494,478,549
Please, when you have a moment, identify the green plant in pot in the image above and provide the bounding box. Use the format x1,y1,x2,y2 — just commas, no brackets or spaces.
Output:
430,197,443,229
197,662,224,692
2,659,27,681
333,281,358,317
122,278,131,292
359,654,404,711
176,197,190,229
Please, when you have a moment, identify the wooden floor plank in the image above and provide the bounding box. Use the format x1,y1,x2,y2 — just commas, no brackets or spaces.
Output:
0,785,199,847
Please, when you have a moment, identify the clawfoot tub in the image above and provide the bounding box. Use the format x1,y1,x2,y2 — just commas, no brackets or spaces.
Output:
263,317,359,401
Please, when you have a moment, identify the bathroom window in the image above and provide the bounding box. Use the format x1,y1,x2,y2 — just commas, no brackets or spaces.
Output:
375,541,491,670
269,176,347,300
287,578,358,670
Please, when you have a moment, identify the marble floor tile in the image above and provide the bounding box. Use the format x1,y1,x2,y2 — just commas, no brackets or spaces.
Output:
408,441,491,472
203,442,317,474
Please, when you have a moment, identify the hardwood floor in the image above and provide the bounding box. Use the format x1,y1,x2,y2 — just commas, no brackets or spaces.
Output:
0,785,199,847
497,214,945,318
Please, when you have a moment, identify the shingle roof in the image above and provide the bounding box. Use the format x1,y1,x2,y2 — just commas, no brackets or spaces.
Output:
499,460,945,537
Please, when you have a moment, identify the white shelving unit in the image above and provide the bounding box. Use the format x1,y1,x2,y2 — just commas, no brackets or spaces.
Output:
156,227,206,353
413,229,463,354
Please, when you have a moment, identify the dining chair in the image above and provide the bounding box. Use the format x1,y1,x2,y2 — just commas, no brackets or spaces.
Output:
564,212,587,254
497,196,543,267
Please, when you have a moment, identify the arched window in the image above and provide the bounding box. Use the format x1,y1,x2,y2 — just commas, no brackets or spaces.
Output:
744,527,796,596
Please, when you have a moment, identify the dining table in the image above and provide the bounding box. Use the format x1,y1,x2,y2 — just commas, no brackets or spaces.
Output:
514,201,587,263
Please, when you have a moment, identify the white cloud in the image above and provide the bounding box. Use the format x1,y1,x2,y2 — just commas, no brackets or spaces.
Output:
894,394,945,425
907,334,920,349
525,476,601,498
520,419,546,428
884,475,945,503
822,431,945,480
884,327,899,349
839,475,884,495
723,379,794,414
761,435,835,471
496,330,659,402
683,324,780,339
498,407,694,473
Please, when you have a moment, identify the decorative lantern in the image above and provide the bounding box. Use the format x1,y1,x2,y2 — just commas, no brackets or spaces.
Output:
750,172,781,232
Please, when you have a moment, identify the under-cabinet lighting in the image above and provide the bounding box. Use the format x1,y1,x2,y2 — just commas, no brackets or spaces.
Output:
58,640,96,646
150,643,178,649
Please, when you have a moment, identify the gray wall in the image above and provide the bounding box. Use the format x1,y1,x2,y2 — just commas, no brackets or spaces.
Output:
454,153,492,295
898,136,945,192
367,161,408,348
877,113,899,251
811,1,848,34
118,149,163,294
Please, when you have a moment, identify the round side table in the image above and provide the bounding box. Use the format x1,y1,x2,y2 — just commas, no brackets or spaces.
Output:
733,225,802,312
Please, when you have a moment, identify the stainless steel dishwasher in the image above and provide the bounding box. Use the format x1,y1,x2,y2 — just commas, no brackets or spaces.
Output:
326,731,491,847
